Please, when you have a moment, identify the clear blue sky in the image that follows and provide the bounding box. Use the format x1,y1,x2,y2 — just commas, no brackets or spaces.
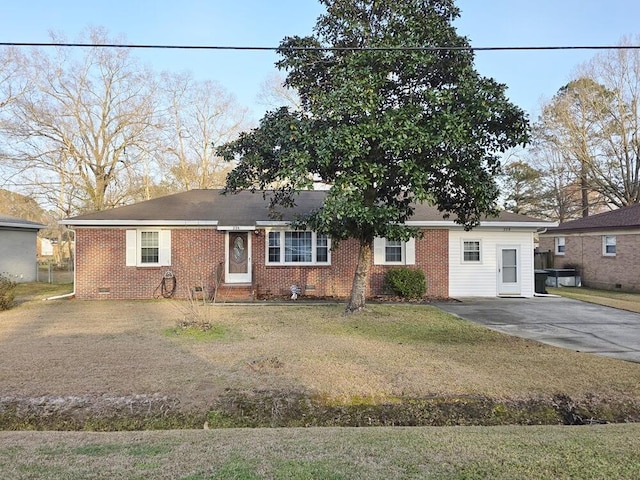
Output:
3,0,639,122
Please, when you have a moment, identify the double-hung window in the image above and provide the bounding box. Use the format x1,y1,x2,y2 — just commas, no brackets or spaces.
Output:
555,237,566,255
140,231,159,264
268,232,281,263
316,234,329,263
126,229,171,267
385,240,403,263
603,235,616,256
373,237,416,265
267,231,330,265
462,240,481,263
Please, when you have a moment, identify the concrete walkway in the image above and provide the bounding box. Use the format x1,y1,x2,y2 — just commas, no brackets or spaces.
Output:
435,296,640,363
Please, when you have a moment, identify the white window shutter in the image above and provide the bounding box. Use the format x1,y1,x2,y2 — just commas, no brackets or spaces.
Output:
158,230,171,266
405,238,416,265
159,230,171,266
373,237,385,265
126,230,137,266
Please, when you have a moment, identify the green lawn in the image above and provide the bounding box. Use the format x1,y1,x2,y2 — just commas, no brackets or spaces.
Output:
2,424,640,479
548,286,640,313
2,294,640,478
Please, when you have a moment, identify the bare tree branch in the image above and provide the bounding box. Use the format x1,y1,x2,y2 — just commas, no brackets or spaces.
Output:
156,71,250,191
1,28,159,214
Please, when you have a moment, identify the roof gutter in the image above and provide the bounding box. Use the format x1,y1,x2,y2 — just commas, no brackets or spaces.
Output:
405,220,557,228
59,220,219,227
255,221,290,227
0,222,47,230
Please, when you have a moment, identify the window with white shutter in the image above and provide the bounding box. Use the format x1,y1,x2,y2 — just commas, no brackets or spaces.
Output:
373,237,416,265
125,229,171,267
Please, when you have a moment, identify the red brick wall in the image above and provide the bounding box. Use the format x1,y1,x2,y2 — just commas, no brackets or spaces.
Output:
368,229,449,299
251,231,351,298
539,233,640,292
74,227,449,300
75,228,225,300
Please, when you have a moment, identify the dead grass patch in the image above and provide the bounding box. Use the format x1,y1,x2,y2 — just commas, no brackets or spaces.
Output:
0,299,639,428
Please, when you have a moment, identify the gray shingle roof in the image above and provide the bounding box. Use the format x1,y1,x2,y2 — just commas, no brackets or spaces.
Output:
61,189,550,227
546,204,640,233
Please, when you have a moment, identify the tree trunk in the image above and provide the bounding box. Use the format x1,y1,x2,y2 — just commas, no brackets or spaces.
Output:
580,158,589,218
345,240,373,313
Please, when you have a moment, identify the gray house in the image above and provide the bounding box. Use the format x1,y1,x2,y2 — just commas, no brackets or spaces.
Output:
0,214,45,282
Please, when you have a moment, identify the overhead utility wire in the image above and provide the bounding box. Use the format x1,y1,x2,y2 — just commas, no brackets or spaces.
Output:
1,42,640,52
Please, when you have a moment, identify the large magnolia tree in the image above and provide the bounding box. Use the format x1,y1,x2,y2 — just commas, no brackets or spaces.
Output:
219,0,529,312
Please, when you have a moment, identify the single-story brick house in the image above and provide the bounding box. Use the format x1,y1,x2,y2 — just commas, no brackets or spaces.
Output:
60,189,553,300
538,203,640,292
0,213,46,283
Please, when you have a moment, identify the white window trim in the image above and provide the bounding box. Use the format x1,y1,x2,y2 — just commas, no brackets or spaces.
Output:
373,237,416,265
265,229,331,266
126,229,171,267
461,239,482,264
602,235,616,257
555,236,566,256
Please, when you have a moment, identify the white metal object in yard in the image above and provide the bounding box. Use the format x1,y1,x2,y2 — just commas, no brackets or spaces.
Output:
290,284,301,300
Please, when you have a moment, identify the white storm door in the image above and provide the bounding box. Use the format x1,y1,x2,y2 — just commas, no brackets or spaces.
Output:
498,246,520,296
225,231,252,283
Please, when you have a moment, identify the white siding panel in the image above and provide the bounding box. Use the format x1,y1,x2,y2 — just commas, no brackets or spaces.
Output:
449,229,535,297
520,238,535,296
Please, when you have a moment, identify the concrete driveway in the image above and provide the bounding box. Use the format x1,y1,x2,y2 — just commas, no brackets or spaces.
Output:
435,296,640,363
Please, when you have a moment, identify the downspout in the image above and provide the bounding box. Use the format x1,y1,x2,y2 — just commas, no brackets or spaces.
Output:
46,227,76,300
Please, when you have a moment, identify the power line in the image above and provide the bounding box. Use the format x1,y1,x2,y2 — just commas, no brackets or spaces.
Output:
1,42,640,52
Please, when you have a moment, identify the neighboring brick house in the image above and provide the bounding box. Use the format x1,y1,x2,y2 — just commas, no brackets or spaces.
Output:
0,214,45,283
60,190,552,300
538,204,640,292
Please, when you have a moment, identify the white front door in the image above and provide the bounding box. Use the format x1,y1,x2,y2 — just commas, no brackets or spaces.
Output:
225,231,252,283
497,246,521,296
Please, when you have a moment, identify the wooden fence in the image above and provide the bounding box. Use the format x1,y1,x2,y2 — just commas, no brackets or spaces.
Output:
534,250,554,270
